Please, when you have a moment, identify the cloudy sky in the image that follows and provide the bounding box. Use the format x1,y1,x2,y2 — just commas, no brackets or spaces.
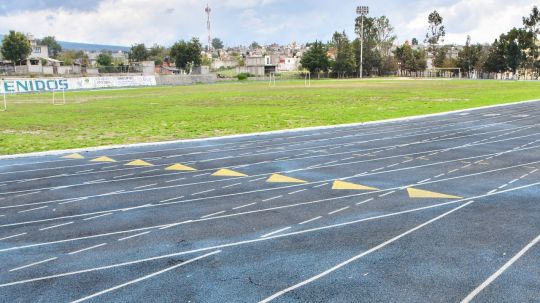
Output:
0,0,537,46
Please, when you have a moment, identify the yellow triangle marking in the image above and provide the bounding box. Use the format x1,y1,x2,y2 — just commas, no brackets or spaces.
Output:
267,174,307,183
165,164,197,171
90,156,116,163
407,188,462,199
332,180,379,191
62,153,84,159
125,159,153,167
212,168,248,177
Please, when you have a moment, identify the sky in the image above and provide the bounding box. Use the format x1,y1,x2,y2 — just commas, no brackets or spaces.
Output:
0,0,537,47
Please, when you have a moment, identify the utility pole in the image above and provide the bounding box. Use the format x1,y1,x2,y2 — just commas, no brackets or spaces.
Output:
205,4,212,51
356,5,369,79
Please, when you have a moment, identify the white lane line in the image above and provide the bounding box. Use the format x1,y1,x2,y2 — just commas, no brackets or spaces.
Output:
83,213,113,221
222,182,242,189
9,257,58,272
76,169,94,174
120,204,153,212
144,169,160,174
69,250,221,303
260,227,292,238
84,179,106,185
18,206,48,214
379,191,396,197
113,173,135,179
134,183,158,190
248,177,267,183
386,163,400,168
0,232,26,241
312,183,328,188
158,196,185,204
15,191,41,198
488,189,498,194
356,198,375,206
201,211,226,219
498,184,509,189
118,232,152,242
68,243,107,255
3,179,538,284
371,167,384,172
4,127,536,200
341,157,355,161
508,178,520,184
434,173,446,178
448,169,459,173
288,189,307,195
39,221,74,231
58,197,89,205
262,195,282,202
233,203,257,210
192,189,216,196
530,168,539,174
257,201,475,303
159,220,193,230
299,216,322,225
328,206,350,215
419,178,432,184
193,173,210,178
165,177,186,183
461,233,540,303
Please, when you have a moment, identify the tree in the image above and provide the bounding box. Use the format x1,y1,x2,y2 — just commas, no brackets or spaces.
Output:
425,10,446,53
170,38,203,72
411,38,419,46
331,31,356,77
300,40,330,74
354,15,397,75
250,41,261,49
40,36,62,58
394,43,427,75
129,43,149,62
1,30,32,65
483,39,506,73
148,44,169,66
432,46,448,68
523,6,540,70
212,38,224,50
58,50,89,66
457,36,483,75
97,53,113,66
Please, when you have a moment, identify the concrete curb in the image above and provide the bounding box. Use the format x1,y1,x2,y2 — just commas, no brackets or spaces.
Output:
1,98,538,160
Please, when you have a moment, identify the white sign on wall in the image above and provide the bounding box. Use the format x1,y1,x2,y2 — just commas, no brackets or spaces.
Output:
0,76,157,93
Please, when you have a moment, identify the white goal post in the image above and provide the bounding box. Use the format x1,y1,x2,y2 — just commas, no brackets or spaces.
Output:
0,78,67,111
268,70,311,87
425,68,462,79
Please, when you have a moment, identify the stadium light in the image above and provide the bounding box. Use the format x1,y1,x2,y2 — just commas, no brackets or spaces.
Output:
356,5,369,79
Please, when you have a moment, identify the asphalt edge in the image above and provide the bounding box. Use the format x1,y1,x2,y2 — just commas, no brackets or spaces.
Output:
1,98,539,160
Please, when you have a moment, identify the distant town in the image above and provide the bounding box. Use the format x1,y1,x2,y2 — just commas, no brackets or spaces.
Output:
1,6,539,81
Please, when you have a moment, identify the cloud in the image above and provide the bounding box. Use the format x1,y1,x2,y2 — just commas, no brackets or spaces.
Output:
0,0,536,47
403,0,535,44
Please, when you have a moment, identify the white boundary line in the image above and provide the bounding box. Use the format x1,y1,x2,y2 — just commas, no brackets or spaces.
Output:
70,250,221,303
1,98,538,160
258,201,475,302
460,233,540,303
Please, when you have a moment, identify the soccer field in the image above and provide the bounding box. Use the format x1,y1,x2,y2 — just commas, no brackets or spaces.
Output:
1,79,540,155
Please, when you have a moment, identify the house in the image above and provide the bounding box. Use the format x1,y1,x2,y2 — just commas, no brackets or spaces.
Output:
27,34,49,59
236,56,277,76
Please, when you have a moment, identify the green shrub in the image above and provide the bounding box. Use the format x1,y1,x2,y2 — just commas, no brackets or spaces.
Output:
237,73,249,80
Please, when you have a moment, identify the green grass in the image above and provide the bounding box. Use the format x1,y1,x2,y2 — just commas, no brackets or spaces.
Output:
1,79,540,155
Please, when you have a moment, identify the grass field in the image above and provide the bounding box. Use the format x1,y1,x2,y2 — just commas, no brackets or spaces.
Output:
1,79,540,155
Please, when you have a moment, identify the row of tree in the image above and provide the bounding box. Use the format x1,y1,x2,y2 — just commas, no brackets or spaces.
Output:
301,6,540,77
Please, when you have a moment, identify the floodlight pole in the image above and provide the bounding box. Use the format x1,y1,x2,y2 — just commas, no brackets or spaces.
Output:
356,6,369,79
